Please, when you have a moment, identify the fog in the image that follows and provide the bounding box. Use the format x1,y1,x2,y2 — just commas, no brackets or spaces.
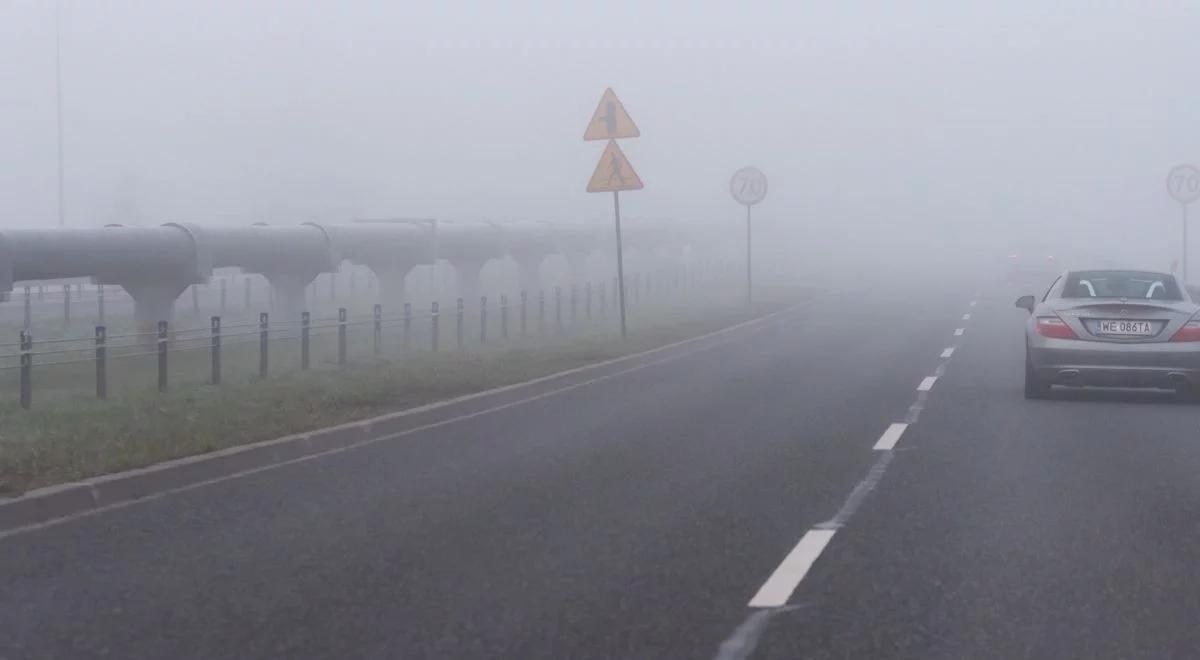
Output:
4,1,1200,279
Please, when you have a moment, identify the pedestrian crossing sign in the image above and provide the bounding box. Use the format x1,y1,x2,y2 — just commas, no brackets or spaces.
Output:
586,140,644,193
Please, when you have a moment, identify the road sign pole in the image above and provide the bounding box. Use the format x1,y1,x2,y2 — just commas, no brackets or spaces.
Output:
1184,203,1189,286
746,204,752,304
613,191,628,339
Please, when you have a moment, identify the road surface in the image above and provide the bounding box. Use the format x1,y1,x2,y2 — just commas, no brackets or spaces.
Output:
4,281,1200,659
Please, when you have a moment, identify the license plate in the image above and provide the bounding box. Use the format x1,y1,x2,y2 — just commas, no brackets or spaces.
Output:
1095,320,1155,336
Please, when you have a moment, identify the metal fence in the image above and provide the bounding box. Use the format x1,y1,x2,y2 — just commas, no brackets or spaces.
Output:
0,261,739,409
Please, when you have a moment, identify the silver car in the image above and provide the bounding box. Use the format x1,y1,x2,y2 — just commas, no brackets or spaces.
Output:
1016,269,1200,399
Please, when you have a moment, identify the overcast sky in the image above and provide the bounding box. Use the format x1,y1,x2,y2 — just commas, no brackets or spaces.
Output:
3,1,1199,265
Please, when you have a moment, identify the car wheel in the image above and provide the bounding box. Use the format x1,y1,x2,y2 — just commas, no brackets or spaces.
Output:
1024,349,1049,399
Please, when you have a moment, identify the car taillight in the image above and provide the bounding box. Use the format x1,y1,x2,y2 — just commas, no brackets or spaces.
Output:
1170,320,1200,342
1036,315,1077,339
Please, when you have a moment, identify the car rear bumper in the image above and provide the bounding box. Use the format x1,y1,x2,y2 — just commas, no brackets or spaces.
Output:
1029,338,1200,388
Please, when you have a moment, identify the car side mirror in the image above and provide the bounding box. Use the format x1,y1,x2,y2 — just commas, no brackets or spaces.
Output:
1015,295,1036,312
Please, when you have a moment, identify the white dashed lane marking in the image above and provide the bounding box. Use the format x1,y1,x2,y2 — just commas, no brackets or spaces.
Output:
918,376,937,391
873,423,908,451
969,300,977,307
954,328,964,336
747,529,837,608
941,347,955,358
962,313,971,320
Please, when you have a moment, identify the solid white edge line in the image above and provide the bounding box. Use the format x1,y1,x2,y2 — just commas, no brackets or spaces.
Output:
873,423,908,451
940,347,955,358
748,529,837,608
918,376,937,391
954,328,965,336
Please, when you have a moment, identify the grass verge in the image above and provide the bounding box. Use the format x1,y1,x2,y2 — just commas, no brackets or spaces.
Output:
0,289,806,495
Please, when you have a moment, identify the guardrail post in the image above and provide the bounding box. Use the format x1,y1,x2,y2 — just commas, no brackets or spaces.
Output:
538,289,546,336
480,296,488,344
301,312,310,369
403,302,412,350
19,331,32,409
244,278,252,311
431,302,440,352
373,304,383,356
157,320,169,392
258,312,269,379
220,278,227,313
63,284,71,327
501,294,509,340
338,307,348,367
191,285,200,316
95,325,107,399
37,284,44,302
570,285,577,327
555,286,563,335
586,282,592,320
22,286,31,331
97,285,105,324
520,290,528,337
456,298,464,351
211,316,222,385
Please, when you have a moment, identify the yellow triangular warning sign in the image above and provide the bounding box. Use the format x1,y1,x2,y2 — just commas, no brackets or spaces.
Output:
587,140,644,193
583,88,640,141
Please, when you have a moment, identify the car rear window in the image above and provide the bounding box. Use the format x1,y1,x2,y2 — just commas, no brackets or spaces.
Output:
1062,270,1182,300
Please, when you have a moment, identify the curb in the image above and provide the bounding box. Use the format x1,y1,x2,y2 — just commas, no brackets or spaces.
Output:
0,299,808,536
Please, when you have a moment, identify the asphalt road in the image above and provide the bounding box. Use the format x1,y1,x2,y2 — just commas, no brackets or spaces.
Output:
3,280,1199,659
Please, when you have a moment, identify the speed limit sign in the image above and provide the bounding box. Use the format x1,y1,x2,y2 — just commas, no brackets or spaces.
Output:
730,167,768,206
1168,165,1200,205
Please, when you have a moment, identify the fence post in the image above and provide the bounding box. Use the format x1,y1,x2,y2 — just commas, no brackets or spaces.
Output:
480,296,488,345
520,290,528,337
373,304,382,356
258,312,269,379
456,298,464,350
570,285,577,327
501,294,509,340
338,307,348,367
97,284,105,324
245,278,252,311
538,289,546,335
555,286,563,335
191,285,200,316
63,284,71,326
431,302,440,352
95,325,107,399
211,316,222,385
403,303,412,350
586,282,592,320
301,312,310,370
19,331,31,409
23,286,31,331
220,278,227,313
157,320,169,392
